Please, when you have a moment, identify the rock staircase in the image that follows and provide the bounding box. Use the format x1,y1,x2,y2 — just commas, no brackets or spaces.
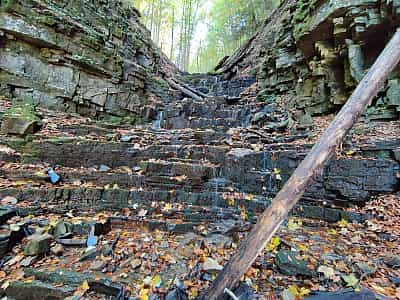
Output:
0,76,398,234
0,76,399,300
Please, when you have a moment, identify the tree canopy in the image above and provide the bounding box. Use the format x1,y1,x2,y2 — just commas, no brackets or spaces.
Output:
133,0,279,72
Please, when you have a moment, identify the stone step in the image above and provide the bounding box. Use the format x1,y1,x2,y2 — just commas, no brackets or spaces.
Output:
165,116,243,130
0,164,238,194
140,159,220,179
0,186,372,224
1,134,397,205
0,136,232,168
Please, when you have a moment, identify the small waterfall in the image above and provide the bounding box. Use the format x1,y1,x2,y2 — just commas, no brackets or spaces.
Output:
136,174,144,192
261,148,274,197
174,145,179,158
212,167,218,207
241,114,251,128
210,167,226,220
152,111,164,130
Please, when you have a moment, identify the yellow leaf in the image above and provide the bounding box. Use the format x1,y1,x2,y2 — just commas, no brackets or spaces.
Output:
73,280,90,297
151,275,162,288
299,244,308,252
288,285,299,296
244,194,254,201
265,236,280,252
287,219,301,231
337,219,348,228
81,280,90,291
240,208,248,221
139,288,150,300
163,203,172,211
273,168,281,175
299,287,311,296
345,150,355,155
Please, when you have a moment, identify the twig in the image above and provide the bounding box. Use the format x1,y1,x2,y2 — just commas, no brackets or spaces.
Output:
224,288,239,300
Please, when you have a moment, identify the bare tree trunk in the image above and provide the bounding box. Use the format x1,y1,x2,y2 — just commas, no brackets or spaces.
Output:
200,28,400,300
170,7,175,59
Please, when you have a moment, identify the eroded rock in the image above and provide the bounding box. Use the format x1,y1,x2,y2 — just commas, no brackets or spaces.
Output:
24,233,53,256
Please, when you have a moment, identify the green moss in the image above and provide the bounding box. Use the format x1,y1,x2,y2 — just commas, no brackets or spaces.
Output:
293,0,320,40
0,0,16,12
257,89,276,104
81,32,103,49
3,97,41,123
32,15,58,27
4,136,40,163
99,114,143,126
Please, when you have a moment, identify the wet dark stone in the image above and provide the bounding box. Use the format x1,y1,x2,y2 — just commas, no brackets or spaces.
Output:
275,250,312,277
88,278,124,297
391,276,400,286
305,288,376,300
0,207,16,224
233,283,257,300
166,287,188,300
5,280,74,300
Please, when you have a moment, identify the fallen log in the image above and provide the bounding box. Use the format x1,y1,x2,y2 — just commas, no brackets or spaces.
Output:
171,77,209,98
200,28,400,300
165,77,203,101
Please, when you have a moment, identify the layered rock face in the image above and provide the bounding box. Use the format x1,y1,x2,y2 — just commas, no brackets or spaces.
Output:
216,0,400,122
0,0,177,122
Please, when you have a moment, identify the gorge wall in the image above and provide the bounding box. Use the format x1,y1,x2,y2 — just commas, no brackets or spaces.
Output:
216,0,400,125
0,0,177,123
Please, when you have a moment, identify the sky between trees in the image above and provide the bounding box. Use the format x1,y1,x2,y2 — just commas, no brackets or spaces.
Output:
132,0,280,73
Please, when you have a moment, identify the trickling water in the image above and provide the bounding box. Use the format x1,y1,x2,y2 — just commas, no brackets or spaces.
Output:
241,113,251,128
174,145,179,158
152,111,164,130
262,149,268,171
212,167,218,207
261,148,275,197
136,174,144,192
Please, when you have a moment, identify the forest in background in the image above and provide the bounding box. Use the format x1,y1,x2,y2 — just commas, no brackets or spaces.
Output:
132,0,279,73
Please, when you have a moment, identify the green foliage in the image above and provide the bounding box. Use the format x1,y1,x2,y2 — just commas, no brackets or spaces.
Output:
0,0,16,12
133,0,279,73
191,0,279,73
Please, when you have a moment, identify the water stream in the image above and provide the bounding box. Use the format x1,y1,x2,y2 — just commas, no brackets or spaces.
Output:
136,173,144,192
152,111,164,130
261,148,274,197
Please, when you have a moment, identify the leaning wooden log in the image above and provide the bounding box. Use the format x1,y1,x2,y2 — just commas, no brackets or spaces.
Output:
200,28,400,300
171,78,209,98
165,77,203,101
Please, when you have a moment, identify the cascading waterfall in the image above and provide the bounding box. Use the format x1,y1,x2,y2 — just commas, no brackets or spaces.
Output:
152,111,164,130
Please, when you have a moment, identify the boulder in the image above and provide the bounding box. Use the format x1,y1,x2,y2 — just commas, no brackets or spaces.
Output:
53,221,73,238
203,257,223,274
1,117,40,136
275,250,312,276
50,244,64,256
5,280,74,300
1,101,42,136
24,233,53,256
